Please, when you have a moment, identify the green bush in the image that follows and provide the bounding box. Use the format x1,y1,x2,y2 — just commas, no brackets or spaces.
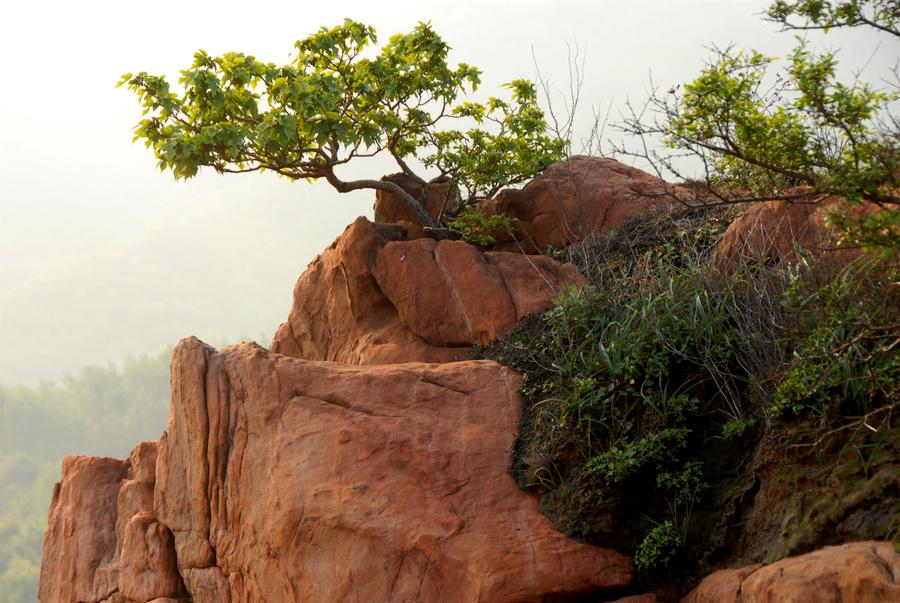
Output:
481,204,898,577
772,255,899,420
586,428,690,484
635,521,682,571
448,207,515,246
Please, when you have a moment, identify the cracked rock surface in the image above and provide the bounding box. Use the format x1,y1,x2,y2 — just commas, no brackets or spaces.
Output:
39,444,185,603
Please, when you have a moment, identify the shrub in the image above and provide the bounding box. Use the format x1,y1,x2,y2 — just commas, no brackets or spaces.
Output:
634,521,682,571
481,203,898,577
448,207,515,246
772,254,900,420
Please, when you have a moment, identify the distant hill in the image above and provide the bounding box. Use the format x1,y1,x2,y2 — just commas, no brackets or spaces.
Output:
0,178,366,385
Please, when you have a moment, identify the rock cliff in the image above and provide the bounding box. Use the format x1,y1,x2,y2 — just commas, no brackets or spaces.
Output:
37,196,622,602
39,341,632,603
38,157,898,602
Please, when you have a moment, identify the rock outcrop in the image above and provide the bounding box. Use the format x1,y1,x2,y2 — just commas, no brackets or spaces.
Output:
480,156,685,253
39,456,129,603
682,541,900,603
270,217,583,363
39,443,184,603
39,187,599,603
39,157,894,602
373,172,461,239
714,198,829,265
712,195,879,267
39,338,633,603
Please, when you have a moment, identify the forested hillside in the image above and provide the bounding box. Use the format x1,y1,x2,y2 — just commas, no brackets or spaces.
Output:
0,349,172,602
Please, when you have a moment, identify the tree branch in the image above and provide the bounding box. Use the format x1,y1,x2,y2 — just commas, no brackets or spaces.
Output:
322,167,441,230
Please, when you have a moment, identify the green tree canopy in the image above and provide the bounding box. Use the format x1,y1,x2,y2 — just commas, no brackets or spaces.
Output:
120,20,564,231
616,0,899,248
767,0,899,36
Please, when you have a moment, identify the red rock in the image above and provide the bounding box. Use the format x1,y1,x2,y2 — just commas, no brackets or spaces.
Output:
119,512,181,602
373,238,485,345
38,443,183,603
115,441,157,560
373,172,460,237
680,566,760,603
117,441,182,602
609,595,658,603
155,337,633,602
39,456,128,603
486,251,585,319
372,239,578,346
269,217,462,365
712,196,876,267
713,198,828,267
483,156,685,253
682,541,900,603
271,217,583,363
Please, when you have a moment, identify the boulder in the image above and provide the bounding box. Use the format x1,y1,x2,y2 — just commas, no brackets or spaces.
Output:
155,337,633,601
373,172,461,238
713,195,877,267
481,156,685,253
270,217,583,364
682,541,900,603
270,218,462,365
373,238,516,345
374,239,583,346
38,443,184,603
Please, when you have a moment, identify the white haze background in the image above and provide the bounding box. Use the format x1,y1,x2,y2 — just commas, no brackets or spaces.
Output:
0,0,891,384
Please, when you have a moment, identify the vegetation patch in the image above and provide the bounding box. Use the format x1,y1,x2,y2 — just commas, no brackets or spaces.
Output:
449,207,516,247
477,204,899,595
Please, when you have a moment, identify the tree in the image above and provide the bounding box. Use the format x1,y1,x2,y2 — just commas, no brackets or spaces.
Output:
766,0,899,36
120,20,565,232
614,0,899,248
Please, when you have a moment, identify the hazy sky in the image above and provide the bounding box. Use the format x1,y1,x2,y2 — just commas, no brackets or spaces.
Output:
0,0,893,384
